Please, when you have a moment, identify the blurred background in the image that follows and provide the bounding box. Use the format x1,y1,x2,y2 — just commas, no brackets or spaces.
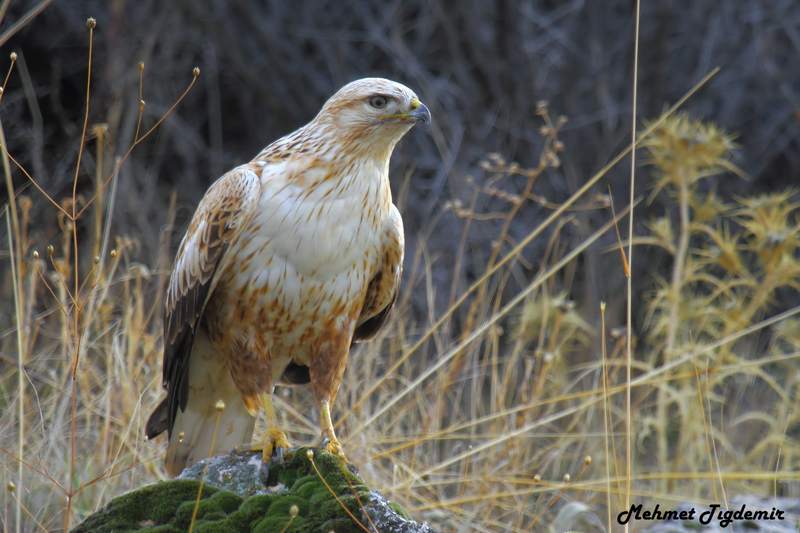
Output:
1,0,800,530
0,0,798,331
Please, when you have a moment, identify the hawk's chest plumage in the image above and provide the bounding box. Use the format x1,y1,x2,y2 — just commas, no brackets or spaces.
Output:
204,155,392,377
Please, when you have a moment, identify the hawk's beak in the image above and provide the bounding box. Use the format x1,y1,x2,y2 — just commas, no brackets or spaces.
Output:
381,97,431,125
406,98,431,125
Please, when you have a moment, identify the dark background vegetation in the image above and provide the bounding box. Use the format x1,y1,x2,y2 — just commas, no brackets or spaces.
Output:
1,0,798,334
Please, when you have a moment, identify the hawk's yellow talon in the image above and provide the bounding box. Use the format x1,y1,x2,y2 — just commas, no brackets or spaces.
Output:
263,426,290,461
238,427,290,460
323,438,348,463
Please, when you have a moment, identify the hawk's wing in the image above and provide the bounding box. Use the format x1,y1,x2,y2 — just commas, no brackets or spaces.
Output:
353,204,405,343
145,166,261,475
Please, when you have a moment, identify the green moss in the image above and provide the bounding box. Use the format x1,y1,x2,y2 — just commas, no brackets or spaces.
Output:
192,520,245,533
148,526,182,533
252,515,307,533
234,493,273,517
264,495,308,518
212,490,246,514
293,476,323,499
319,517,371,533
72,479,224,532
219,494,273,531
72,447,385,533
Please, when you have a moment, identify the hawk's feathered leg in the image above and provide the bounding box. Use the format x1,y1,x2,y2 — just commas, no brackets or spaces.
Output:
308,332,352,461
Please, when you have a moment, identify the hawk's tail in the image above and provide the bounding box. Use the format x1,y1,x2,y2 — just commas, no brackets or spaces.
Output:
147,328,255,477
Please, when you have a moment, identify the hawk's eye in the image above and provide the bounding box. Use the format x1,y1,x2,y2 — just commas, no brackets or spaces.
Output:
369,95,388,109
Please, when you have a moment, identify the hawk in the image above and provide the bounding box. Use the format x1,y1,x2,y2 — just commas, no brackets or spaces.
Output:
145,78,429,477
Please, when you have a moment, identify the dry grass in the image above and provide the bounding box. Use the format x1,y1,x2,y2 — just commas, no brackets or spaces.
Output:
2,15,800,533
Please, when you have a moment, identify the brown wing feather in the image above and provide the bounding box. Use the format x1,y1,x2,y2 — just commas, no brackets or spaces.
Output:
146,166,261,440
353,204,404,344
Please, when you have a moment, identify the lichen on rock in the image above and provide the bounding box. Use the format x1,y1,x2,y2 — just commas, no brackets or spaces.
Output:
73,447,439,532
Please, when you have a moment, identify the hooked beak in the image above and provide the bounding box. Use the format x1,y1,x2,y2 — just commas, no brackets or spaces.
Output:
406,98,431,125
381,97,431,125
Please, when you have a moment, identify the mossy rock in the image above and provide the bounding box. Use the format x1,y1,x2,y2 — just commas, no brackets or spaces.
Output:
73,447,437,532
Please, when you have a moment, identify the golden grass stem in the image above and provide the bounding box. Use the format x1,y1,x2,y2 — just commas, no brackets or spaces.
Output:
355,200,637,438
376,349,800,466
452,445,472,532
339,462,377,533
72,20,94,298
0,55,24,533
135,63,144,142
704,362,730,511
691,338,719,505
6,208,25,533
600,301,612,533
608,188,629,277
92,125,106,260
8,489,48,533
626,0,643,528
64,21,94,531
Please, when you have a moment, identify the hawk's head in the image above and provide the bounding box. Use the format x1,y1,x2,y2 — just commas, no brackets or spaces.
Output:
314,78,430,153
